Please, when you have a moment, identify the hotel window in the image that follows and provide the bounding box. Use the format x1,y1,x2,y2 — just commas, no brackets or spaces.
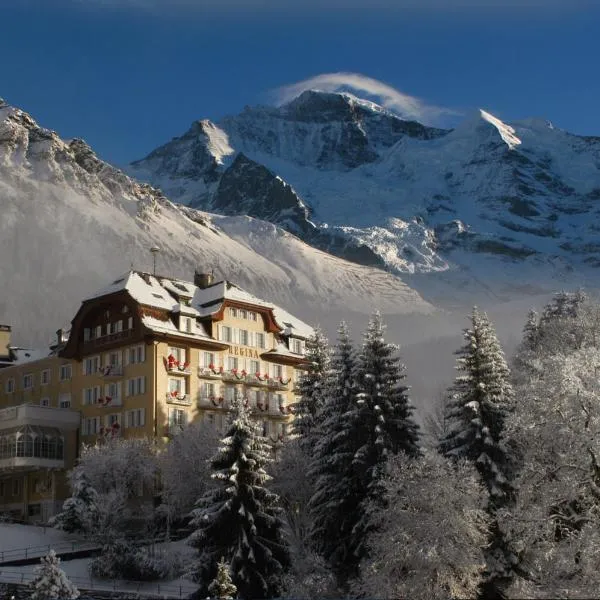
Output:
255,333,265,349
127,376,146,396
180,317,193,333
169,408,187,428
40,397,50,407
239,329,249,346
105,413,121,428
84,417,100,436
240,309,247,320
84,356,100,375
83,386,102,406
202,352,215,368
228,356,238,371
95,325,102,338
59,364,72,381
23,374,33,390
127,345,145,364
168,378,186,395
221,326,232,343
126,408,146,428
250,360,260,374
5,378,15,393
106,351,121,366
291,339,302,354
262,421,269,437
203,382,216,397
59,393,71,409
168,347,186,364
40,369,50,385
249,311,257,322
273,364,283,378
224,386,236,404
114,320,123,333
12,479,21,497
229,308,238,318
104,382,121,403
127,317,133,329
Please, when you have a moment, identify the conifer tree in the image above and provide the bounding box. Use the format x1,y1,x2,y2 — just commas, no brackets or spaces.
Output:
350,311,420,560
188,398,289,600
208,558,237,600
308,322,361,586
292,326,330,451
30,550,79,600
439,307,516,598
50,469,99,535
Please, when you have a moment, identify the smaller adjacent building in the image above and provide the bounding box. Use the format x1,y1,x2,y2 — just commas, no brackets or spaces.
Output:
0,269,312,521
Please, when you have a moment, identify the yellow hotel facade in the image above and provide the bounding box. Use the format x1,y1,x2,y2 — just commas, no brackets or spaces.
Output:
0,270,311,522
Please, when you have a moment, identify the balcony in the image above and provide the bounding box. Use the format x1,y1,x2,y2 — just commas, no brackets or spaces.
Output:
198,395,229,409
165,356,191,375
82,329,132,350
198,366,223,379
165,391,192,406
0,404,80,431
96,396,123,408
99,365,123,377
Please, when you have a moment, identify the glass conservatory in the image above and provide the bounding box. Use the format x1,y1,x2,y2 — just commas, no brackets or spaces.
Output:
0,425,64,462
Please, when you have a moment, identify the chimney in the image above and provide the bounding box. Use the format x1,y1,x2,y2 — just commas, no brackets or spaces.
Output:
0,325,11,360
194,269,214,289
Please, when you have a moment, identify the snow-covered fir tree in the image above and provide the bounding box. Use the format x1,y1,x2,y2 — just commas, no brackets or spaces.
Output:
308,322,362,586
440,307,514,504
353,452,490,600
29,550,79,600
292,326,330,451
208,558,237,600
350,311,420,560
439,307,516,598
500,295,600,597
50,469,99,535
188,398,289,599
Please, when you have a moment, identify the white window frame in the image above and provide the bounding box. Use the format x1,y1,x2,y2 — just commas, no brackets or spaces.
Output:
168,377,186,395
202,351,215,368
22,373,33,390
59,364,72,381
40,369,50,386
239,329,249,346
221,326,232,343
256,333,265,349
59,393,71,409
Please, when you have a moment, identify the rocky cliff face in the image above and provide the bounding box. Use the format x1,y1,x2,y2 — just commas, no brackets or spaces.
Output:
129,90,600,297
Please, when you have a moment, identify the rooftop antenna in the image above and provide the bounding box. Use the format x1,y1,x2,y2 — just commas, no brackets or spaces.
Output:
150,246,161,276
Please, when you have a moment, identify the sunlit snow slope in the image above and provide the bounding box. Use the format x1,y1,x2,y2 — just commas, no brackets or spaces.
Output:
0,99,433,346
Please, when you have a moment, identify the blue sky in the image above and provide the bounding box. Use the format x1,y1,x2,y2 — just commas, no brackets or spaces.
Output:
1,0,599,165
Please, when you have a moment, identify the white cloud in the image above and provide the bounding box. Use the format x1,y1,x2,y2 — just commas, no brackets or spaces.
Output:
273,73,459,126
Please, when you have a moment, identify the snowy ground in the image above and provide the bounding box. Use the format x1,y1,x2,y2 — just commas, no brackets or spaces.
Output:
0,525,197,598
0,523,83,556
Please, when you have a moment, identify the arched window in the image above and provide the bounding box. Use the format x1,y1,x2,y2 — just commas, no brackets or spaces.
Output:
16,433,25,457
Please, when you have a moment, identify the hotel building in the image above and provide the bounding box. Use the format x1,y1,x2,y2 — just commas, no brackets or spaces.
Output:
0,270,311,521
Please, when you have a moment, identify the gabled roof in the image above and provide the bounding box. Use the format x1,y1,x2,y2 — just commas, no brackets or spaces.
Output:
86,271,314,340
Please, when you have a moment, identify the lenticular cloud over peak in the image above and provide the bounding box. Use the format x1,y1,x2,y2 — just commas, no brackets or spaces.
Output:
274,73,459,126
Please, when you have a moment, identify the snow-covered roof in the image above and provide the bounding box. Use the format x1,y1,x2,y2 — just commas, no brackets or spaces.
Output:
2,347,53,367
140,315,214,342
87,271,313,339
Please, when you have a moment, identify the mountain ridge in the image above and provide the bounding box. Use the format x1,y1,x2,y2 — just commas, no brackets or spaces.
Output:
129,89,600,302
